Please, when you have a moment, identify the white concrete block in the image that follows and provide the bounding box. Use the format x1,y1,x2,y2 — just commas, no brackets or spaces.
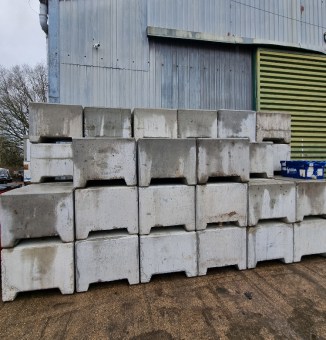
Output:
30,143,73,182
217,109,256,142
248,179,296,226
75,186,138,239
196,183,247,230
250,142,273,178
197,138,250,184
29,102,83,142
138,139,196,187
294,218,326,262
198,225,247,275
75,232,139,292
272,144,291,172
247,221,294,269
1,240,74,301
140,229,197,283
139,185,195,235
177,109,217,138
256,112,291,143
0,183,74,248
73,138,137,188
133,108,177,139
84,107,131,138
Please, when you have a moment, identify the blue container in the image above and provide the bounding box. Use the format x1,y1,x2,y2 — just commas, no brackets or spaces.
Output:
280,160,325,179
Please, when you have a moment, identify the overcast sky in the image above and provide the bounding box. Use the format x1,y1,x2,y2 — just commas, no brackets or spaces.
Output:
0,0,47,68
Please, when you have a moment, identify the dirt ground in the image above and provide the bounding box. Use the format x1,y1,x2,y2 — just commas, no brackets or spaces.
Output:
0,255,325,340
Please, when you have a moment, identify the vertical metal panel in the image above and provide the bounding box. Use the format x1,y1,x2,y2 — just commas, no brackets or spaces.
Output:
257,49,326,160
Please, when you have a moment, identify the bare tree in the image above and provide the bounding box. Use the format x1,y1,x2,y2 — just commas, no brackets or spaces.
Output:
0,63,48,166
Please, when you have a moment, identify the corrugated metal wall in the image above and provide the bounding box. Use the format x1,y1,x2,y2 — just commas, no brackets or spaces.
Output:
257,49,326,160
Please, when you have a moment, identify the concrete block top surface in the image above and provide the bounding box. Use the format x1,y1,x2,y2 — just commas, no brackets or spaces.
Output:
140,227,194,238
76,230,136,242
84,107,132,138
177,109,217,138
133,108,177,139
30,143,72,158
9,238,68,249
249,178,295,187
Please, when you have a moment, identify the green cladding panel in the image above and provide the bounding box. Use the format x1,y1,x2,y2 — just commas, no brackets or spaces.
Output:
257,49,326,160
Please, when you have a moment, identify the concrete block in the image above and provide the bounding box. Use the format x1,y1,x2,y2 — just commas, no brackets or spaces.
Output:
177,109,217,138
140,229,197,283
250,142,273,178
217,109,256,142
272,144,291,172
1,240,74,301
247,221,294,269
73,138,137,188
0,183,74,248
30,143,73,182
196,183,247,230
139,185,195,234
84,107,131,138
29,102,83,142
138,139,196,187
75,232,139,292
248,179,296,226
133,108,177,139
198,225,246,274
75,186,138,239
256,112,291,143
197,138,250,184
294,218,326,262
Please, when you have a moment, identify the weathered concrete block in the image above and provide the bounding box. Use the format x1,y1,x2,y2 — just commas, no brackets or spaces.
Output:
247,221,294,269
30,143,73,182
75,232,139,292
73,138,137,188
0,183,74,248
133,108,177,139
138,139,196,187
217,110,256,142
84,107,131,138
196,183,247,229
75,186,138,239
139,185,195,234
294,218,326,262
198,225,246,274
1,240,74,301
177,109,217,138
29,102,83,142
197,138,250,183
272,144,291,172
256,112,291,143
140,229,197,283
250,142,273,178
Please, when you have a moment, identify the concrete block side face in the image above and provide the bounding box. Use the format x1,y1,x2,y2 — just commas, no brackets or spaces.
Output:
248,181,296,226
177,110,217,138
197,139,250,184
139,186,195,234
84,107,132,138
29,103,83,142
75,187,138,239
250,143,274,178
73,139,137,188
140,232,197,283
0,192,74,248
1,242,74,301
272,144,291,172
76,235,139,292
30,159,73,183
198,227,247,275
133,109,177,139
196,184,247,230
138,139,196,186
294,219,326,262
217,110,256,142
247,222,294,269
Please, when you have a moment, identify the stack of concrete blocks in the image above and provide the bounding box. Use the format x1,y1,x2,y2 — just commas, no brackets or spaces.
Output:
74,107,139,292
247,112,295,269
0,103,82,301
